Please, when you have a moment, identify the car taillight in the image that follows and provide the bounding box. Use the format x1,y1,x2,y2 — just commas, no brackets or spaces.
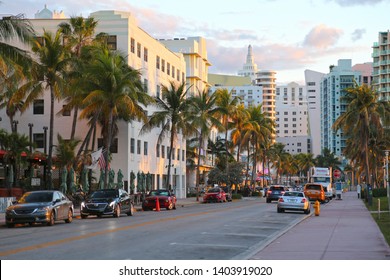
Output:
267,190,272,194
278,197,284,202
301,198,307,203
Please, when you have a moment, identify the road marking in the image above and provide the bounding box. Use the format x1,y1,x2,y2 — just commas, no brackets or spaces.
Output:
170,242,247,249
201,232,269,238
0,203,251,257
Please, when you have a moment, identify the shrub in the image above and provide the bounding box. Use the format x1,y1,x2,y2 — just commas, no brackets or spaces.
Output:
373,188,387,197
232,193,242,200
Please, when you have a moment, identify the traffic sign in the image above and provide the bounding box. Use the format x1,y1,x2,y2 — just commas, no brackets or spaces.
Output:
333,169,341,178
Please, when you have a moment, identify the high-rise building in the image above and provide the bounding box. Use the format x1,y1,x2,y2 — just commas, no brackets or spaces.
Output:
275,82,311,154
372,31,390,101
238,45,258,80
254,70,277,122
320,59,361,158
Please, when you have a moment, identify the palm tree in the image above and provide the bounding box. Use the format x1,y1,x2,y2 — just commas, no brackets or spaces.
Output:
269,142,289,184
333,82,390,185
25,30,70,188
215,88,241,172
80,46,151,187
0,12,34,65
230,104,249,162
187,88,223,200
141,81,193,189
58,16,98,140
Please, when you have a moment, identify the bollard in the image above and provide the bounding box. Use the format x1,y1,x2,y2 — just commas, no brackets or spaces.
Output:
314,200,320,216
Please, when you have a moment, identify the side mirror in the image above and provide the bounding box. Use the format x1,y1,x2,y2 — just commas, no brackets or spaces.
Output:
53,198,61,204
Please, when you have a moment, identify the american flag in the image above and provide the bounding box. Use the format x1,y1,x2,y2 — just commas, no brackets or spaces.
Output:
98,150,106,170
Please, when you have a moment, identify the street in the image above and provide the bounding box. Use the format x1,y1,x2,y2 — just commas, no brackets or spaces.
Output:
0,198,308,260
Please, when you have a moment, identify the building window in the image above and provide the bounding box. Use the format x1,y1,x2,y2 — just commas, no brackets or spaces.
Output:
137,43,141,58
144,142,148,155
33,100,44,115
182,150,185,161
156,56,160,69
177,149,180,161
177,69,180,81
61,105,71,116
172,66,175,78
161,145,165,158
167,146,170,158
162,59,165,72
33,133,44,149
167,62,170,75
156,144,160,157
107,35,117,50
144,47,148,62
144,79,148,92
156,85,160,99
130,38,135,53
131,138,135,154
137,139,141,154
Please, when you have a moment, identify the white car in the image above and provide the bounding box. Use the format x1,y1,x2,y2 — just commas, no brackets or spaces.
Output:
277,191,311,214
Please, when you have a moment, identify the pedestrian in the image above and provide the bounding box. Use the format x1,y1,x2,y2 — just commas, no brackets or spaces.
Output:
357,184,361,199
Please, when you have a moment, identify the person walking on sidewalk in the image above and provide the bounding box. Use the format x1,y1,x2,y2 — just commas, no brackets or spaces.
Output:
357,184,361,199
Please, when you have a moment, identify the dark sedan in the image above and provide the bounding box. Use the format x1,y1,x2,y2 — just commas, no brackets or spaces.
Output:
142,189,177,211
5,190,74,227
80,188,134,218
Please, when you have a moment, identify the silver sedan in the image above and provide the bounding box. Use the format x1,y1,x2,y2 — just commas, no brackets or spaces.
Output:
277,191,311,214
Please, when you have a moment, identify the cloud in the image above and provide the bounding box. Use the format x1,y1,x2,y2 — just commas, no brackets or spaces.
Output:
303,24,343,49
351,28,366,41
328,0,388,6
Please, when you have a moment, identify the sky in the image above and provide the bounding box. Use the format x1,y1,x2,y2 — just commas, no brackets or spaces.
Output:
1,0,390,84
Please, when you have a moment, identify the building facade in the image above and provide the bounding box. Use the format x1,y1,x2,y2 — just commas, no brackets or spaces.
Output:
372,30,390,101
1,9,209,198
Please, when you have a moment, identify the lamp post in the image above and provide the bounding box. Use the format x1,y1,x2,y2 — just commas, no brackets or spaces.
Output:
43,126,48,188
165,164,174,190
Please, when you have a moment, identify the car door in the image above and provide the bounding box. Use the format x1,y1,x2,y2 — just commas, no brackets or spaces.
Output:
119,189,130,212
53,191,65,219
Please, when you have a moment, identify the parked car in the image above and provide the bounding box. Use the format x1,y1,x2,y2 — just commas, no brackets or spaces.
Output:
5,190,74,228
303,183,327,203
266,185,288,203
277,191,311,214
142,189,177,210
203,187,227,203
222,186,233,202
80,188,134,218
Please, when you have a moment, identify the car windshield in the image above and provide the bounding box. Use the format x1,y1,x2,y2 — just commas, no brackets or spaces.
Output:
284,192,303,197
207,188,220,193
150,190,169,196
90,190,118,199
271,186,285,191
306,185,321,190
19,192,53,203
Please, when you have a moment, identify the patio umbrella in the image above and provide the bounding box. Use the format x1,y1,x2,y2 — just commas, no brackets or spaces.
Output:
117,169,124,189
130,171,136,194
108,169,115,188
60,167,67,194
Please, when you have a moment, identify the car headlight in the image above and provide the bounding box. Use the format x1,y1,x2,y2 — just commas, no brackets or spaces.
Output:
34,206,50,214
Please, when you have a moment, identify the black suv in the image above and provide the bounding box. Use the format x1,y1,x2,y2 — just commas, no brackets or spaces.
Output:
80,189,134,218
266,185,288,203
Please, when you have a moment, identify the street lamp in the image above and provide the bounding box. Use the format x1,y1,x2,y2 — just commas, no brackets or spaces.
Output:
43,126,48,189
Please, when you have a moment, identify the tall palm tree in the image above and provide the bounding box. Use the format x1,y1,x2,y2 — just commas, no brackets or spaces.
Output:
333,82,390,185
269,142,289,184
80,46,151,187
58,16,98,140
215,88,241,171
141,81,193,189
25,30,70,188
187,88,223,200
230,104,249,162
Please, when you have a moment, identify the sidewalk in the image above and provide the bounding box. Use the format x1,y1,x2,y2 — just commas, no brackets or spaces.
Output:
250,191,390,260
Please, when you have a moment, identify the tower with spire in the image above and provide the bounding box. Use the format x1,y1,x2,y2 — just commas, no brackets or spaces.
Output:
238,45,258,80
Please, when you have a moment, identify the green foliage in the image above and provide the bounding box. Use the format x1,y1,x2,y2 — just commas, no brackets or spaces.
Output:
232,193,242,200
373,188,388,197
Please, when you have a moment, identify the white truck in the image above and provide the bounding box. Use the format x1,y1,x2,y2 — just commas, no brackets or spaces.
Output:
308,167,333,201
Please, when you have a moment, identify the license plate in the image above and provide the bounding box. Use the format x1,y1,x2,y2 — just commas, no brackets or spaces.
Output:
288,199,297,203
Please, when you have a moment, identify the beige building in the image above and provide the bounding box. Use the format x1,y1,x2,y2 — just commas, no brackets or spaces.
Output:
372,31,390,100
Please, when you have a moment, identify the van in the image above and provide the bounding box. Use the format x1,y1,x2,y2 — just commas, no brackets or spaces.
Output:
303,183,326,203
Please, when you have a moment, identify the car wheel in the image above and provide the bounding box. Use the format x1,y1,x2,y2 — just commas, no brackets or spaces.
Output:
127,203,135,216
173,203,176,210
6,223,14,228
81,214,88,219
167,202,173,210
304,207,311,214
142,206,148,211
65,208,73,223
266,199,271,203
114,205,121,218
47,211,55,226
277,207,282,213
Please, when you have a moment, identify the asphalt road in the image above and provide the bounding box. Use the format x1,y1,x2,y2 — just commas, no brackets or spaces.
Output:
0,198,309,260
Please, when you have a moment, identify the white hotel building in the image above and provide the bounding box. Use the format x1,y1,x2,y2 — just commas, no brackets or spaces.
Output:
1,9,211,198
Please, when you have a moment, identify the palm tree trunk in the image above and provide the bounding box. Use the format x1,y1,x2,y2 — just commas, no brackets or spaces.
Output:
70,106,79,140
196,131,203,201
167,127,175,190
104,110,114,188
47,85,55,189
